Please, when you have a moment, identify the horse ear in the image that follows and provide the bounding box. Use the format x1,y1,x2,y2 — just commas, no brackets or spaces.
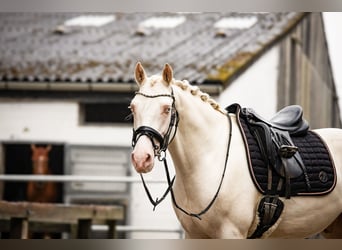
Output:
31,144,36,151
162,63,173,85
46,145,52,152
134,62,146,86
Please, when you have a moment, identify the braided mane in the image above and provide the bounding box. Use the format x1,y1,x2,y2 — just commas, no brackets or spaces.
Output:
173,79,227,115
148,74,226,114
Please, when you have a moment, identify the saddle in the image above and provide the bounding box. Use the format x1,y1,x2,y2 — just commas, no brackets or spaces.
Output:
240,105,311,198
229,104,309,238
244,105,309,136
227,103,336,238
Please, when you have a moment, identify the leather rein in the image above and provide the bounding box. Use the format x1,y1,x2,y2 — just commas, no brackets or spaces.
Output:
131,88,233,220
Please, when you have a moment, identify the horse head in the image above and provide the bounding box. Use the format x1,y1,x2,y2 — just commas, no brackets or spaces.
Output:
31,144,52,175
130,62,178,173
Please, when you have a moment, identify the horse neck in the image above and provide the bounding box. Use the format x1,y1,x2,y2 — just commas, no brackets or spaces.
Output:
168,87,229,178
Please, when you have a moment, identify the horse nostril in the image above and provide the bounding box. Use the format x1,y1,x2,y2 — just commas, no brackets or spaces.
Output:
145,153,152,162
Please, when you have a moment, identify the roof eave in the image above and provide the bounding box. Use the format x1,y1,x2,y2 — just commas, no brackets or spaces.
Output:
0,81,223,96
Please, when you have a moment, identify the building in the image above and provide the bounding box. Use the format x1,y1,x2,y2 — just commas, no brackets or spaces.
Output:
0,12,340,238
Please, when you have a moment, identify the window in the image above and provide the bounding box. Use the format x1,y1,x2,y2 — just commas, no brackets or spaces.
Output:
81,102,132,125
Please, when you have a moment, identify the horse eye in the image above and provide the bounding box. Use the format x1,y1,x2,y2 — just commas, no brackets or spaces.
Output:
163,106,172,114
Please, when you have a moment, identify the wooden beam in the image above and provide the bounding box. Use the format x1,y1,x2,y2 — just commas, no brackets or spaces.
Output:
0,200,123,223
0,201,124,239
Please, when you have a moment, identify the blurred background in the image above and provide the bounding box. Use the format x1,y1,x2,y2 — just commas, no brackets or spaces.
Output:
0,12,341,239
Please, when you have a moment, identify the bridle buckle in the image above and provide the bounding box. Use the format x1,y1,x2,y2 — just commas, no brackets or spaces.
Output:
157,150,166,161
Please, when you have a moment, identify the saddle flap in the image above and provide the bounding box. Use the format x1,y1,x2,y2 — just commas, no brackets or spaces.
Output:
275,153,304,178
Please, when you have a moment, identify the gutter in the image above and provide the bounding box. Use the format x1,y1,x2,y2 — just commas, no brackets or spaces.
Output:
0,81,223,96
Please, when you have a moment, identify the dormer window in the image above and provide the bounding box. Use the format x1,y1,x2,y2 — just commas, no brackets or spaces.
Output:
139,16,186,29
64,15,116,27
214,16,257,30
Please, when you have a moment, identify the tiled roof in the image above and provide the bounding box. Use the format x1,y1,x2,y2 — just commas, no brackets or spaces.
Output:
0,12,306,87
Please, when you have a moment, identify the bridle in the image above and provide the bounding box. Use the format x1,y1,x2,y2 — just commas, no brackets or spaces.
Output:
132,89,179,161
131,87,233,220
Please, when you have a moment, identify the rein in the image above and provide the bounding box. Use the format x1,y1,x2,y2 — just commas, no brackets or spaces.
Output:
131,88,233,220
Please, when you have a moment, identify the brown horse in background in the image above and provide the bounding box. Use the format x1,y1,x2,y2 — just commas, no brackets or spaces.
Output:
27,144,59,239
27,144,57,203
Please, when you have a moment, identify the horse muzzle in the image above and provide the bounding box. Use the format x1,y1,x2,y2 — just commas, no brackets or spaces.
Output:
131,135,155,173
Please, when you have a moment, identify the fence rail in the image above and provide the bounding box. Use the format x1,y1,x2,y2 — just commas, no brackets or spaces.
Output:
0,174,165,183
93,225,184,238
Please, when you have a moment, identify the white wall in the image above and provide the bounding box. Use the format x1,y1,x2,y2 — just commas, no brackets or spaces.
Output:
218,46,280,119
0,101,131,146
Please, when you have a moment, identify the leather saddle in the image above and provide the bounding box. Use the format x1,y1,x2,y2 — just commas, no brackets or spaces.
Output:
240,105,310,198
244,105,309,136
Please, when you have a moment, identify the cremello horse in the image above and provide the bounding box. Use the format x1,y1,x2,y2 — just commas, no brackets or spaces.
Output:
130,62,342,238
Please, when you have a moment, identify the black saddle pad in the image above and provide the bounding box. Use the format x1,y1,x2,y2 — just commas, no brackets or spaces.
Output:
236,110,337,197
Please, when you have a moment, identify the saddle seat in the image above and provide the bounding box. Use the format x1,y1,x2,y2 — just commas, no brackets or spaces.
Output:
244,105,309,136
